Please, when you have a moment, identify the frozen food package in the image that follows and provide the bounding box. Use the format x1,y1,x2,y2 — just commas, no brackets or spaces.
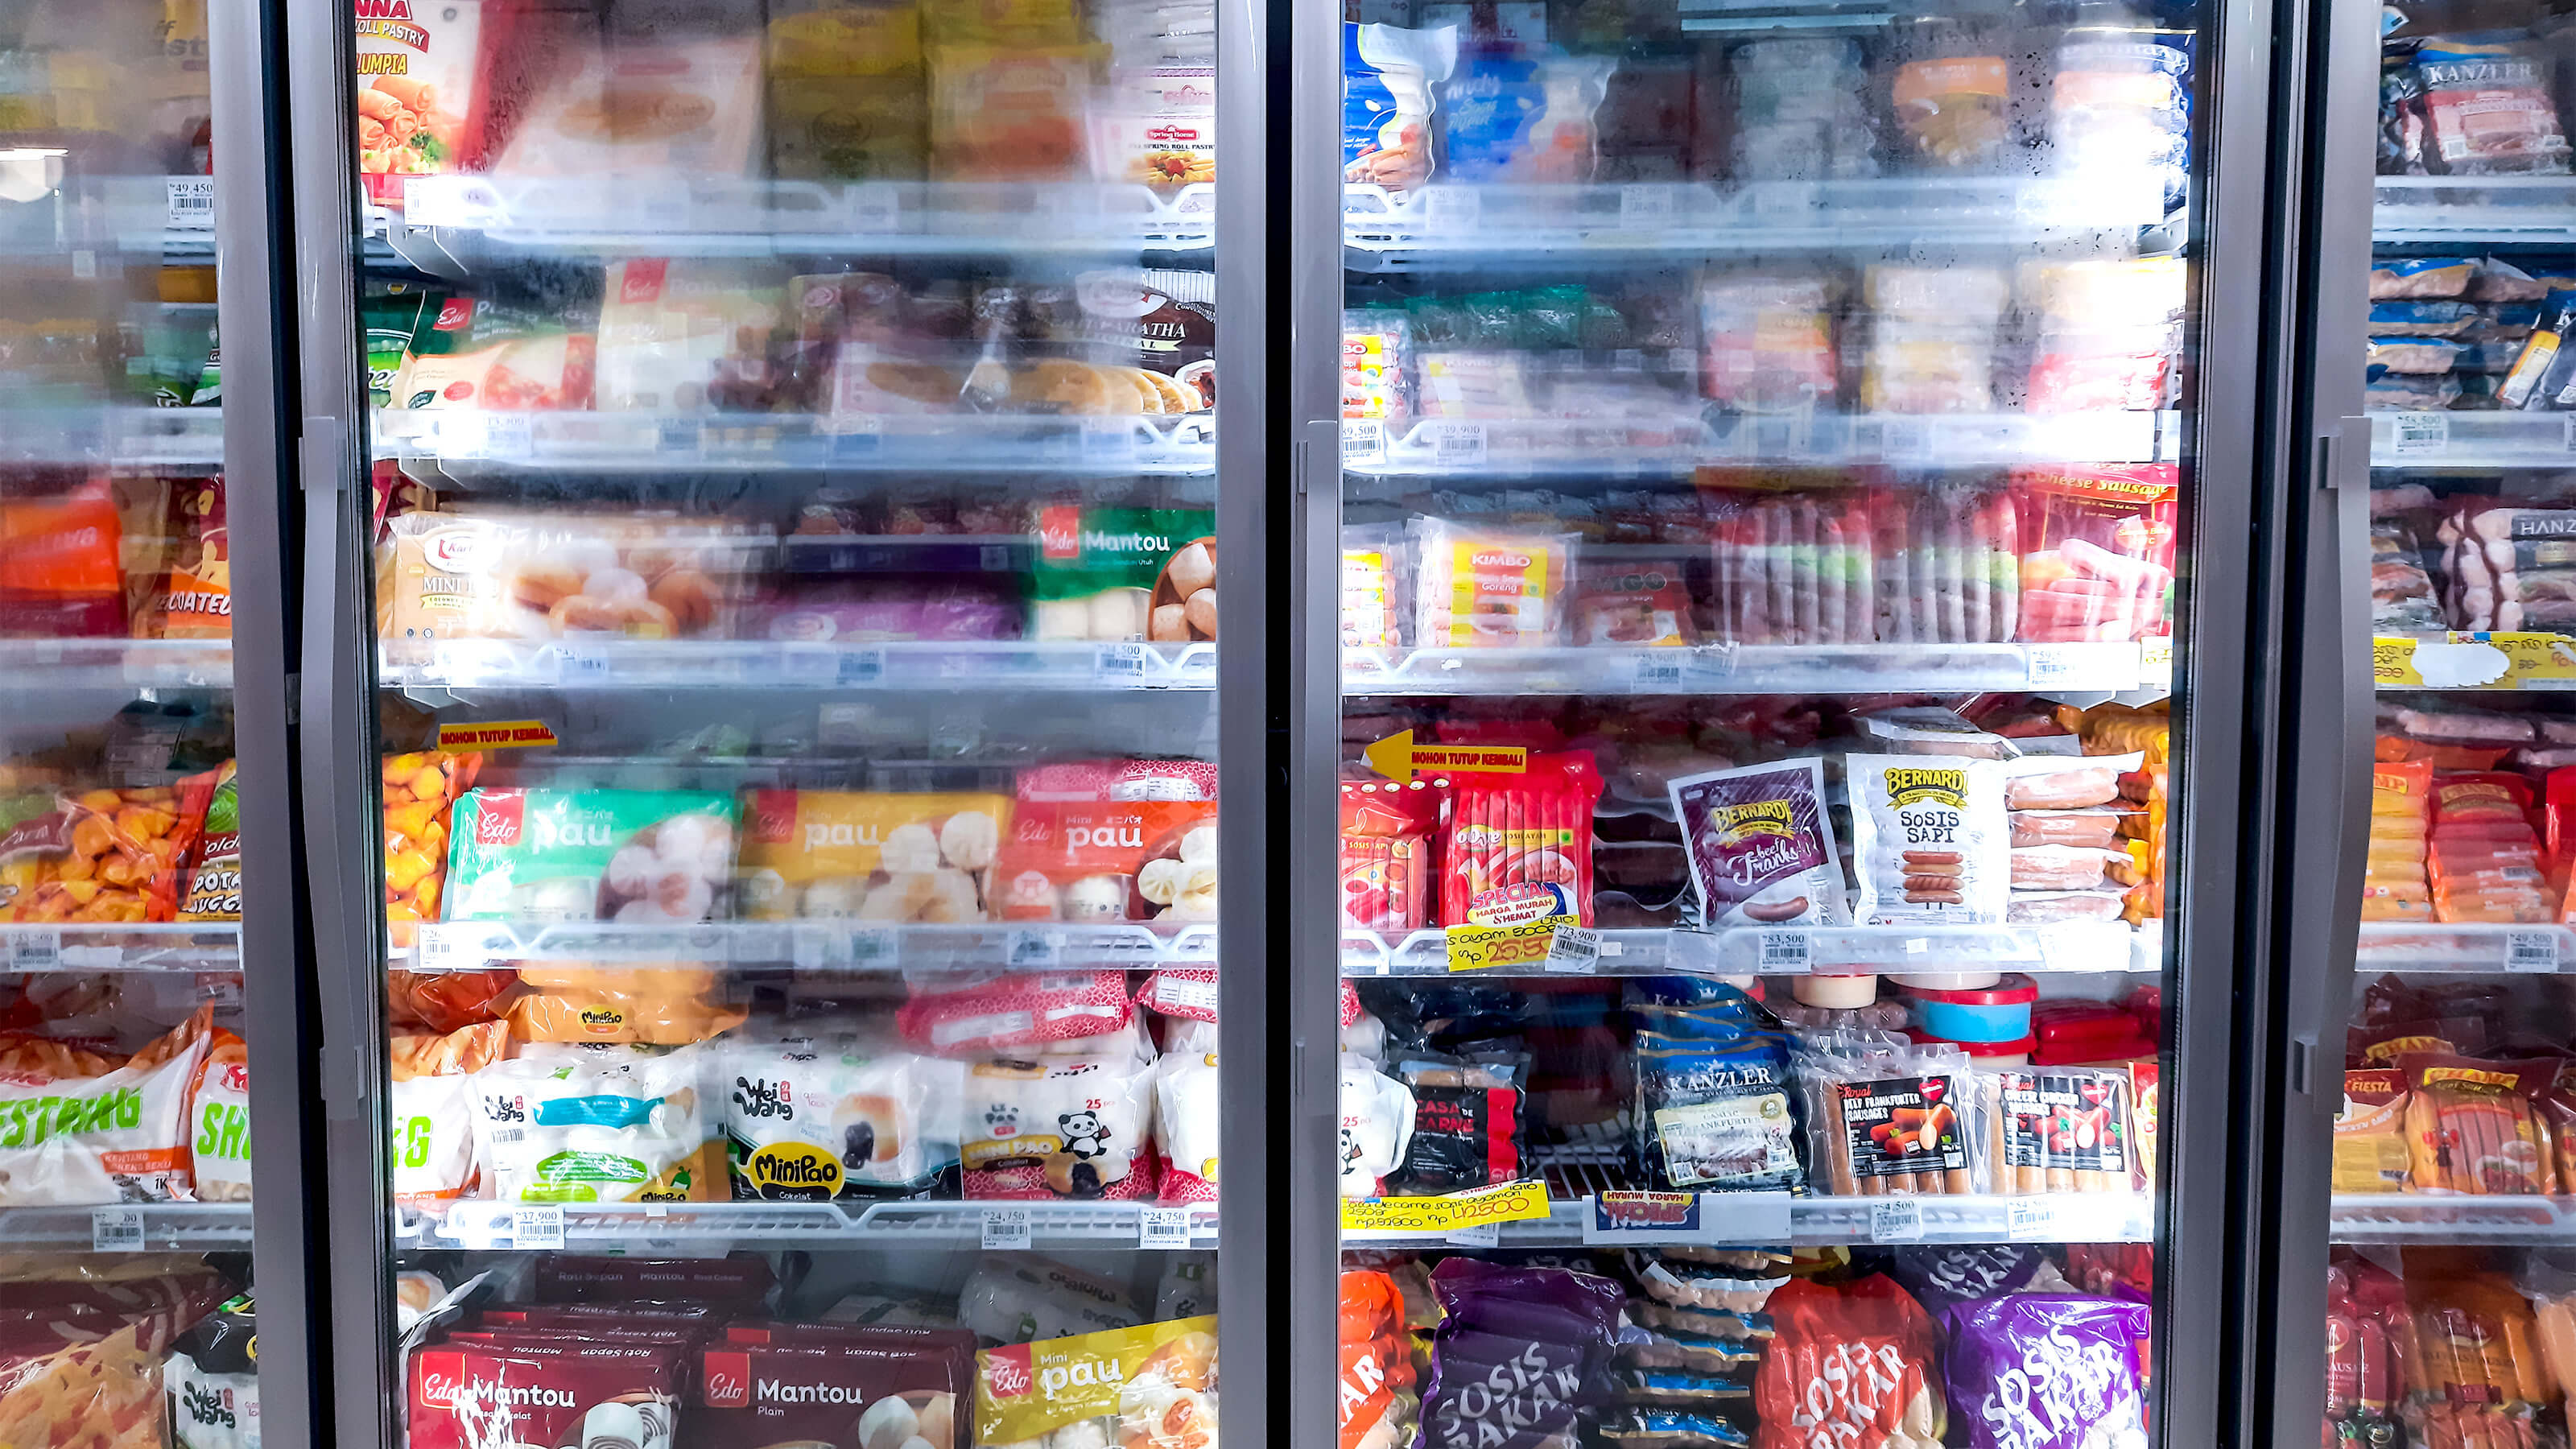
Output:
973,1316,1217,1449
186,1030,251,1203
1699,272,1837,412
1091,62,1218,193
376,509,767,665
960,1050,1159,1200
1344,22,1458,193
381,749,481,947
493,34,766,180
1030,269,1218,411
444,789,739,923
994,777,1218,922
353,0,500,205
1987,1066,2135,1193
720,1030,960,1199
1699,484,1869,646
506,966,749,1046
173,762,240,923
2398,1051,2556,1192
407,1340,686,1449
1571,560,1693,646
2013,465,2179,642
134,474,231,642
1340,777,1442,932
1847,753,2010,925
0,477,126,638
2414,35,2570,175
390,294,597,412
896,971,1135,1056
1340,1057,1418,1197
928,42,1102,180
0,1007,211,1205
1862,264,2008,415
2335,1068,2413,1193
2049,31,2191,200
1030,506,1217,643
1892,44,2013,169
960,1254,1143,1344
594,258,787,414
1633,1028,1805,1192
736,789,1009,923
473,1040,727,1203
1342,523,1406,650
1869,487,2022,643
1408,517,1572,648
1731,38,1878,181
765,0,929,181
1439,45,1615,184
1942,1295,2149,1449
1667,759,1846,927
167,1293,258,1449
691,1333,976,1447
1344,308,1413,427
1157,1045,1220,1203
389,1022,510,1206
2371,258,2477,299
2442,504,2576,630
1809,1047,1976,1195
0,783,190,924
1439,751,1603,927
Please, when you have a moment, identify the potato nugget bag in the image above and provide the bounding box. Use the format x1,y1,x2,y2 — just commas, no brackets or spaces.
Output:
0,785,189,924
0,1005,213,1205
382,749,481,947
175,762,241,923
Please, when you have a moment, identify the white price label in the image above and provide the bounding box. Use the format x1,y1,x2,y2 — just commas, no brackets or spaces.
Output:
981,545,1014,572
839,647,887,686
847,927,899,967
166,177,215,229
1618,184,1677,228
6,930,62,972
91,1208,145,1253
1868,1199,1924,1243
2006,1197,2059,1241
2562,414,2576,456
644,1202,670,1220
2391,412,2449,458
70,248,95,280
1631,652,1686,691
2508,930,2562,972
1425,422,1488,469
1341,419,1388,465
982,1208,1034,1251
1422,186,1482,228
658,419,701,456
2025,643,2083,687
1749,182,1818,222
482,412,532,460
1006,929,1063,968
1757,931,1810,970
851,184,902,232
1544,925,1603,974
1445,1222,1503,1249
1081,419,1138,463
1139,1208,1194,1249
552,642,613,682
512,1204,568,1250
1096,642,1150,683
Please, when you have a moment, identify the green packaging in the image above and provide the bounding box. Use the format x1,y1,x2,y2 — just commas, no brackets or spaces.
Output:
1029,505,1216,643
445,789,742,923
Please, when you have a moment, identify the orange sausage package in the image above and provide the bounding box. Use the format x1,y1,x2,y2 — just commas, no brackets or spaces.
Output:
2398,1052,2558,1195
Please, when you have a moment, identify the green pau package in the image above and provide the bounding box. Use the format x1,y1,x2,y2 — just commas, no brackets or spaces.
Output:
1030,506,1217,643
445,789,741,923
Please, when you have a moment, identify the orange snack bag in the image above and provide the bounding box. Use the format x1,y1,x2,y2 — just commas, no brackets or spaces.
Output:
382,749,480,947
0,786,189,923
0,477,124,637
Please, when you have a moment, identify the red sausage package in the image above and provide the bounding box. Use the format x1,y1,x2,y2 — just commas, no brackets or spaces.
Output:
1340,777,1447,932
1754,1275,1946,1449
1439,751,1604,927
2012,465,2179,643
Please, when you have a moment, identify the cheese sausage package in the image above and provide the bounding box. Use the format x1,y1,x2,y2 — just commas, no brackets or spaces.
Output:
1668,759,1847,928
2397,1051,2557,1195
445,789,741,924
389,1022,510,1207
0,1005,212,1205
1848,753,2010,925
719,1032,961,1199
471,1041,726,1203
737,789,1009,923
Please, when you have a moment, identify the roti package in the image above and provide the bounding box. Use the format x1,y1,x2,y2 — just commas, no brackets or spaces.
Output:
1668,759,1847,928
471,1040,727,1203
445,789,739,924
1848,753,2009,925
737,789,1008,923
974,1315,1217,1449
996,760,1219,923
390,1022,510,1207
0,1005,212,1205
719,1030,960,1199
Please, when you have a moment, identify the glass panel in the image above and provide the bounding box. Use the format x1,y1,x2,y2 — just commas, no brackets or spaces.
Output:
1331,1,2189,1444
0,0,254,1442
345,0,1224,1443
2322,0,2576,1440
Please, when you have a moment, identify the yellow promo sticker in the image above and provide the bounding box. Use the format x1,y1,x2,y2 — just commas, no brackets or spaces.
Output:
2372,637,2423,688
1340,1179,1554,1234
1363,728,1528,784
1447,915,1575,972
2376,633,2576,689
436,720,560,749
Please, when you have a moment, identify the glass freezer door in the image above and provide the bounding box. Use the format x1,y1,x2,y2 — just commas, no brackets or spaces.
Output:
299,0,1250,1442
1319,0,2255,1443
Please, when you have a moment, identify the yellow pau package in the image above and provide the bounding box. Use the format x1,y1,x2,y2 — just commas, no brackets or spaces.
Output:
977,1315,1217,1449
736,789,1009,923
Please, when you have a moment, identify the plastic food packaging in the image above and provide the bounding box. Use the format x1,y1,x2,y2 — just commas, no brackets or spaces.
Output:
1417,1261,1620,1449
171,762,239,923
1029,507,1217,644
1806,1042,1976,1196
1408,517,1572,648
736,790,1008,923
381,749,479,947
0,783,190,924
473,1040,725,1203
2398,1051,2555,1193
719,1031,960,1199
1903,975,2037,1042
973,1315,1217,1449
764,0,928,183
2012,465,2178,642
1862,265,2009,415
929,43,1103,182
187,1030,253,1202
2414,36,2570,175
445,789,739,924
389,293,597,412
493,34,766,181
407,1338,687,1449
2443,502,2576,631
692,1331,974,1448
1633,1024,1804,1192
352,0,502,205
1092,62,1218,192
896,971,1133,1056
1340,1270,1418,1449
0,1006,211,1205
1344,23,1458,193
389,1022,510,1205
2371,258,2477,299
506,965,748,1046
959,1255,1143,1345
1667,759,1845,928
1439,749,1602,926
1848,753,2009,925
1941,1294,2150,1449
2334,1067,2413,1193
376,510,768,665
1753,1275,1945,1449
1343,310,1413,429
1701,485,1875,645
1439,46,1615,184
960,1047,1159,1201
1339,1056,1417,1198
1340,777,1443,931
1892,47,2012,169
1384,1052,1524,1193
594,259,787,415
1699,272,1837,412
1986,1064,2135,1194
1731,38,1878,181
1157,1044,1220,1203
995,765,1218,923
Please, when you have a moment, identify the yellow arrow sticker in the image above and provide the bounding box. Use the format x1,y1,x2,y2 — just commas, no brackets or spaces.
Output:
436,720,561,750
1363,728,1529,785
1340,1179,1554,1234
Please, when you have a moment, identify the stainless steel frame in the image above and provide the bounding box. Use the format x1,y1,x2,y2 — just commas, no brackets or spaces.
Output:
209,0,328,1443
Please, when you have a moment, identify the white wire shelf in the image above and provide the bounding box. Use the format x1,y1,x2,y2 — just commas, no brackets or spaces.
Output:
379,639,1215,694
0,923,242,972
407,919,1216,972
2372,175,2576,245
1340,920,2157,976
0,637,233,690
1343,410,2181,477
423,1199,1217,1251
1344,641,2149,696
371,409,1214,477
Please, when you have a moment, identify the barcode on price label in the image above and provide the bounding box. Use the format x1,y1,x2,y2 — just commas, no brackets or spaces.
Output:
2006,1198,2058,1241
1097,643,1149,683
1423,186,1481,227
1758,931,1810,969
512,1204,567,1250
848,927,898,967
2025,644,2081,686
1619,185,1677,227
839,648,886,686
483,413,532,460
1426,422,1488,469
1632,653,1685,691
553,643,613,681
1868,1199,1923,1242
982,1208,1033,1251
166,178,215,229
1008,930,1062,968
1446,1222,1502,1249
1544,925,1603,973
2392,413,2449,458
6,931,61,972
2508,930,2562,972
91,1209,145,1252
1342,419,1388,465
1139,1208,1194,1249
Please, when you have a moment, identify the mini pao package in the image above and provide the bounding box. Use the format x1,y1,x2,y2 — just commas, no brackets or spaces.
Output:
445,789,740,923
975,1315,1218,1449
960,1049,1160,1202
737,789,1009,923
472,1041,726,1203
718,1031,961,1199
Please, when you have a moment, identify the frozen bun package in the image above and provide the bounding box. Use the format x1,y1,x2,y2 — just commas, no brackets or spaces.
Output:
975,1315,1217,1449
1667,759,1848,928
444,788,740,924
735,789,1009,923
719,1030,963,1199
1848,753,2010,925
471,1040,727,1203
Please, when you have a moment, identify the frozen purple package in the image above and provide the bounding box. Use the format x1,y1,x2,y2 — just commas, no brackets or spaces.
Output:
1666,760,1848,927
1430,1257,1627,1334
918,582,1022,641
1885,1244,2051,1317
1415,1263,1624,1449
1940,1294,2150,1449
762,586,924,642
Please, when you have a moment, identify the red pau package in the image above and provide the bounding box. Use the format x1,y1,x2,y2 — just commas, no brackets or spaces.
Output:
1753,1275,1946,1449
2012,465,2178,642
1439,751,1604,927
688,1334,974,1449
997,761,1218,923
409,1340,685,1449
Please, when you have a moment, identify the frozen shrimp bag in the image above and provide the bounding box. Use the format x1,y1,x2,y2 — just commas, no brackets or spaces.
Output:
1439,750,1603,927
735,789,1009,923
1848,754,2009,925
1667,759,1846,927
2013,466,2179,643
444,789,739,924
1409,517,1573,648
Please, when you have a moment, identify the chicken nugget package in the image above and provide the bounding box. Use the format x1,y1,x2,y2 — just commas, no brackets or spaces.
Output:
0,784,188,924
507,965,748,1046
1849,754,2010,925
975,1316,1218,1449
737,790,1008,924
174,762,241,923
446,789,739,923
472,1040,725,1203
0,477,126,638
382,749,481,947
2011,466,2178,643
0,1005,212,1205
390,1022,510,1207
1940,1294,2149,1449
187,1030,251,1203
960,1051,1160,1201
1440,750,1603,927
1754,1276,1944,1449
719,1031,961,1199
1669,759,1847,928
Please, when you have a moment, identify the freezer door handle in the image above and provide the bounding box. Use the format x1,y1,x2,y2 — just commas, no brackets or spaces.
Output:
2289,1034,2319,1099
2318,415,2371,493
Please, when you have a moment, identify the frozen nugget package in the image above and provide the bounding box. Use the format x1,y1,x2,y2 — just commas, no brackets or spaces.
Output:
445,788,739,923
736,789,1009,923
0,784,190,924
0,1006,213,1206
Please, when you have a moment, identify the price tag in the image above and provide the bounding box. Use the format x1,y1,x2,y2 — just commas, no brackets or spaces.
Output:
1631,652,1686,691
70,248,95,280
2562,414,2576,456
2508,930,2562,972
658,418,701,457
2006,1197,2058,1241
1618,184,1677,228
1748,182,1818,222
483,412,532,460
1096,642,1150,683
1757,931,1810,971
644,1203,670,1220
2391,412,2449,459
1544,925,1603,974
1422,186,1482,229
847,927,899,967
980,545,1014,572
1138,1208,1194,1249
1007,929,1063,968
982,1208,1034,1251
91,1208,145,1253
1081,419,1138,464
1445,1222,1503,1249
1424,422,1488,470
512,1204,568,1250
850,184,902,232
1869,1199,1924,1243
839,647,886,686
2025,643,2083,687
1341,419,1388,466
1447,917,1571,972
552,642,613,683
166,177,215,229
6,930,62,972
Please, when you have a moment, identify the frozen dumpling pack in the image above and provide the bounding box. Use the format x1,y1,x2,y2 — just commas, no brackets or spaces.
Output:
718,1030,963,1199
471,1041,724,1203
997,761,1219,923
960,1046,1160,1201
444,789,740,923
736,789,1009,923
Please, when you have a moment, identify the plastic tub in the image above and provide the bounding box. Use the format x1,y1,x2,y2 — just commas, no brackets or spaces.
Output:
1910,1030,2037,1067
1902,973,2037,1042
1794,972,1878,1009
1889,969,2002,991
